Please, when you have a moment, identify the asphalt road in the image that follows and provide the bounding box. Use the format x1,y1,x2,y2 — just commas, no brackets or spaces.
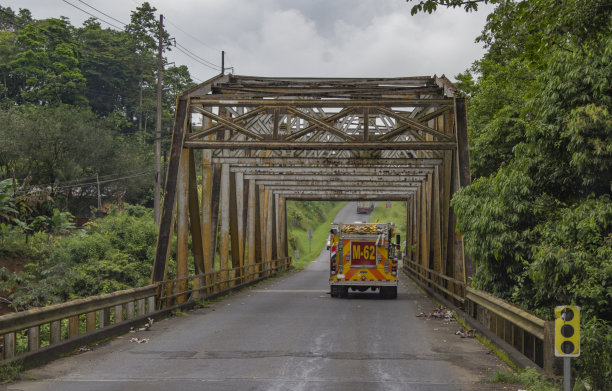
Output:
10,202,510,391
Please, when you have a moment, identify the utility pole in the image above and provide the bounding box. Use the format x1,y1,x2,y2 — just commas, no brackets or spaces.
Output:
221,50,225,74
96,172,101,210
154,14,164,225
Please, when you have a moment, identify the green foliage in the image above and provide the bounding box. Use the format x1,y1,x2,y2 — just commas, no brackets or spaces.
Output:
527,196,612,321
406,0,496,15
428,0,612,384
452,165,552,296
287,201,345,266
0,360,22,383
489,367,558,391
577,318,612,390
0,3,195,207
2,205,157,310
369,201,407,243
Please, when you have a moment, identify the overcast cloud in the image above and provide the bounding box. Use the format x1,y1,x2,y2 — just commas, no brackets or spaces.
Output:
3,0,493,83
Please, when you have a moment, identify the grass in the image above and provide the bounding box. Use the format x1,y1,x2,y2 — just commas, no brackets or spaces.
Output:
489,367,560,391
0,361,22,383
288,201,346,268
369,201,407,241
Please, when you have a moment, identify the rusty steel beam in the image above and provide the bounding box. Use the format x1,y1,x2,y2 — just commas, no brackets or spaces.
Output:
188,106,267,140
285,107,355,141
286,106,356,142
244,174,428,182
184,140,456,150
283,194,411,201
219,163,231,277
232,166,433,175
255,180,423,187
211,157,442,166
376,106,453,141
176,148,189,304
152,98,188,283
272,189,412,196
192,106,265,141
190,98,452,108
265,186,418,193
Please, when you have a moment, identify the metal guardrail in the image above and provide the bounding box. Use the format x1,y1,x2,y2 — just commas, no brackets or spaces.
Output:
403,258,465,303
403,259,557,373
466,288,545,339
0,257,292,365
158,258,293,305
0,285,157,361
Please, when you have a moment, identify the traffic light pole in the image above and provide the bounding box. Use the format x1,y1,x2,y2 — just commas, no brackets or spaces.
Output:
563,357,571,391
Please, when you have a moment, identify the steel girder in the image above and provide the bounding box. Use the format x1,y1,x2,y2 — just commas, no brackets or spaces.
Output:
153,74,473,303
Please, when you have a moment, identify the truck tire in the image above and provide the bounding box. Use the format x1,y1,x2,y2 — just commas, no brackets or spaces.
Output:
379,287,388,299
379,286,397,299
389,286,398,299
340,286,349,298
331,286,339,298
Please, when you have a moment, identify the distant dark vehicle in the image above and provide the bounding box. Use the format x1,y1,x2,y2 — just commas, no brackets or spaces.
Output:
356,201,374,214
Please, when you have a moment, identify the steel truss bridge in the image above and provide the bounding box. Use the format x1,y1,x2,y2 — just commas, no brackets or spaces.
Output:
1,74,561,377
152,74,474,295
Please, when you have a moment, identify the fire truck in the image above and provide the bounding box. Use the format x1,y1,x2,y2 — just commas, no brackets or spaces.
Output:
329,222,400,299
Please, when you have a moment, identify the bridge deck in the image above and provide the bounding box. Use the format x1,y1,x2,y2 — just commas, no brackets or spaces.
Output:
15,204,509,391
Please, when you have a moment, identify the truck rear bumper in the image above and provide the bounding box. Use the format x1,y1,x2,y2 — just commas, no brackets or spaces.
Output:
330,281,397,287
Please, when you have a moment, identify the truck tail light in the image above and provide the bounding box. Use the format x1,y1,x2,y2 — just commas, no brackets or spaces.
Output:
391,260,397,275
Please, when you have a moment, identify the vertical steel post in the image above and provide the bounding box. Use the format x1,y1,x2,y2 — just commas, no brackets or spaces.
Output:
219,163,231,288
176,147,189,304
266,190,275,263
152,98,187,283
247,178,257,279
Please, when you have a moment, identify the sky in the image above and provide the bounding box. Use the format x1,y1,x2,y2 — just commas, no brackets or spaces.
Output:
2,0,494,84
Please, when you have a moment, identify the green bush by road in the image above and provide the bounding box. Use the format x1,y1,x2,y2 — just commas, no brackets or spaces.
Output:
287,201,345,268
369,201,407,244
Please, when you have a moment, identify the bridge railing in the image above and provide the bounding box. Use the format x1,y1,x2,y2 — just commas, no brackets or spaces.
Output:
0,257,292,366
403,259,557,374
158,257,293,306
0,285,157,362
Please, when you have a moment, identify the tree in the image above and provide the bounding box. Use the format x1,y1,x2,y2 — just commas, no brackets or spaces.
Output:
9,17,87,105
77,19,140,118
125,2,172,135
406,0,497,15
415,1,611,386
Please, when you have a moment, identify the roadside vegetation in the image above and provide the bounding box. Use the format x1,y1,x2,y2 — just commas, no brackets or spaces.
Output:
369,201,407,244
0,190,159,311
287,201,345,268
408,0,611,388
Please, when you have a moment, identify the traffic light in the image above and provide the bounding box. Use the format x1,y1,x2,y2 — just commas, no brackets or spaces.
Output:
554,305,580,357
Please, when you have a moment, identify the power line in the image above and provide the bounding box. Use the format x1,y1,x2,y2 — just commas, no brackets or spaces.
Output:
54,170,155,191
61,0,123,30
74,0,127,27
175,42,220,69
174,44,221,72
164,17,221,53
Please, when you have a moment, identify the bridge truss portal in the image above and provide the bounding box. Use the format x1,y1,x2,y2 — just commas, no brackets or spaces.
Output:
153,74,473,300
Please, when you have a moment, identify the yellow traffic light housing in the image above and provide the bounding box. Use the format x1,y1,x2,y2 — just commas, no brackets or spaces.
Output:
554,305,580,357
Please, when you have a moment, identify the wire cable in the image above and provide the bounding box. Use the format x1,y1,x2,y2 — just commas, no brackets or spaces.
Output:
164,17,221,53
61,0,123,30
175,42,220,69
75,0,127,27
174,45,221,72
